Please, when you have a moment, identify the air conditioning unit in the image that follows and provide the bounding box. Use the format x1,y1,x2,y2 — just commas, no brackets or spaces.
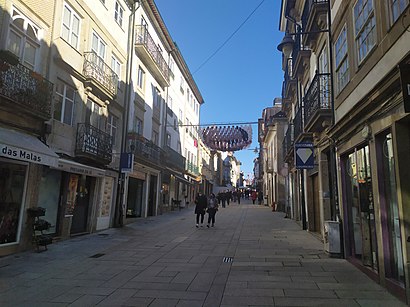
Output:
324,221,341,256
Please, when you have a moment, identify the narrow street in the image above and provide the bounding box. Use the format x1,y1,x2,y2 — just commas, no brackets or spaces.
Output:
0,199,404,307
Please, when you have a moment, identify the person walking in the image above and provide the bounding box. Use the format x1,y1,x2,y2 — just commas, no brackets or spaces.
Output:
251,190,257,204
194,192,207,227
258,191,263,205
206,193,218,227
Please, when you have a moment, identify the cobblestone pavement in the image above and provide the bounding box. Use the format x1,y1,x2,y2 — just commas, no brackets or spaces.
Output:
0,199,406,306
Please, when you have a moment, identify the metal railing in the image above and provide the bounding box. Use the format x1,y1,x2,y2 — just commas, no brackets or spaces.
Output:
293,107,304,141
283,124,294,159
304,72,331,125
83,51,118,96
127,133,162,164
165,146,185,172
0,59,53,117
135,25,169,81
76,123,113,164
186,161,200,175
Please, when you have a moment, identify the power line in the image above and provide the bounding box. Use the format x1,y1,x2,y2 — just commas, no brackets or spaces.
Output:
192,0,266,74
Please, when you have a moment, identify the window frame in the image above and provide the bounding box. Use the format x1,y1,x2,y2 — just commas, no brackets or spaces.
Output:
54,80,75,126
111,54,121,88
137,66,145,90
114,1,124,27
390,0,409,24
353,0,377,64
107,113,118,146
61,2,80,49
334,25,349,93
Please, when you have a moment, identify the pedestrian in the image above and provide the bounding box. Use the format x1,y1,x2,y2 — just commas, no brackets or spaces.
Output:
220,192,226,208
206,193,218,227
251,190,257,204
237,190,241,204
258,191,263,205
194,192,207,227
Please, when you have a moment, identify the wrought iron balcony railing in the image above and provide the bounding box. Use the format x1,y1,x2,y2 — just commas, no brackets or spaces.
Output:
0,59,53,118
75,123,113,164
283,124,294,160
164,146,186,172
292,29,310,76
301,0,329,46
83,51,118,97
293,107,304,141
127,132,162,165
303,72,331,131
135,25,170,87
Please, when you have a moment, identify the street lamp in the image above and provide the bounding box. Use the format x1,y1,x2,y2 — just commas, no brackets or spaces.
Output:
277,33,295,59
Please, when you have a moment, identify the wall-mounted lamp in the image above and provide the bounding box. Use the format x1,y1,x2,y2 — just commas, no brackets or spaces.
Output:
277,33,295,60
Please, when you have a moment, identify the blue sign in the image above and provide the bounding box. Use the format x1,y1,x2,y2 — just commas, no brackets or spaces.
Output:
295,143,314,169
120,153,134,173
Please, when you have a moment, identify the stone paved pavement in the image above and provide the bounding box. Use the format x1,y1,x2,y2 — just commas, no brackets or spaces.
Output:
0,199,406,306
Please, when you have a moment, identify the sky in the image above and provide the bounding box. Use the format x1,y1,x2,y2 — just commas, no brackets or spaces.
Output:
154,0,284,177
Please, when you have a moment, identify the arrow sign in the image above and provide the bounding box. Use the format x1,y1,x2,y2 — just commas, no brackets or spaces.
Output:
295,143,314,169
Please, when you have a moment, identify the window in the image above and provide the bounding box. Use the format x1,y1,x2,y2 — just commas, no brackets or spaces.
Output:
62,3,80,49
177,141,181,154
335,26,349,93
166,133,171,147
137,66,145,89
179,109,183,121
54,80,75,125
134,118,143,135
86,99,104,130
107,114,118,145
111,55,121,88
168,96,173,110
152,131,159,145
180,77,185,93
141,16,148,27
92,32,106,60
354,0,376,63
153,87,161,109
114,1,124,27
7,8,40,70
391,0,409,23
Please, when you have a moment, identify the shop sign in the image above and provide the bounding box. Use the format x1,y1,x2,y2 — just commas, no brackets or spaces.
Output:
56,159,105,177
0,144,57,167
120,152,134,173
399,62,410,113
295,142,314,169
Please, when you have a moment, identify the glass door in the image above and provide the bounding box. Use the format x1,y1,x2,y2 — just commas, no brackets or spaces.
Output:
343,145,378,271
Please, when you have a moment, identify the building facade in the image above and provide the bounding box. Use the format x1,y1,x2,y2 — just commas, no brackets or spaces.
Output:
279,0,410,302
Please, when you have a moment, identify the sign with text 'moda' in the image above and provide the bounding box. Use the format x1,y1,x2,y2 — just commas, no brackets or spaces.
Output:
295,143,314,169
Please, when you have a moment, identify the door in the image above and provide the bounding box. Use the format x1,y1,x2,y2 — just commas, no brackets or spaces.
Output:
343,145,378,271
70,175,92,234
126,177,143,218
377,131,404,283
148,175,157,216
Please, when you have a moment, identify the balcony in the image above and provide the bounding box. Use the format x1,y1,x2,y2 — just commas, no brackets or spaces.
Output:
186,161,200,176
75,123,113,165
135,25,170,88
303,72,332,133
0,58,53,119
164,146,186,173
127,132,162,167
283,124,294,163
83,51,118,99
301,0,329,48
292,31,311,77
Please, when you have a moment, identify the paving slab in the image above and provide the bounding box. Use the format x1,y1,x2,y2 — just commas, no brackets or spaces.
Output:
0,200,406,306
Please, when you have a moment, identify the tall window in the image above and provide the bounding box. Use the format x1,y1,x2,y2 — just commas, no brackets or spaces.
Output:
153,87,161,109
7,8,40,70
134,118,143,135
54,80,75,126
152,131,159,145
107,114,118,145
168,96,173,110
166,133,171,147
62,3,80,49
111,55,121,88
137,66,145,89
354,0,376,63
391,0,409,23
92,32,106,62
86,99,104,130
335,26,349,93
114,1,124,27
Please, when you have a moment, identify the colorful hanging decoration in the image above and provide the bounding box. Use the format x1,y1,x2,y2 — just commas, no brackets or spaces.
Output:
200,125,252,151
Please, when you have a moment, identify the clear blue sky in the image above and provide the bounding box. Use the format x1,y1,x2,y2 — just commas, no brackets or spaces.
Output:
154,0,284,177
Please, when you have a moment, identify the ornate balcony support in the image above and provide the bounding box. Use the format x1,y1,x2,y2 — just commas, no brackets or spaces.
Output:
301,0,329,48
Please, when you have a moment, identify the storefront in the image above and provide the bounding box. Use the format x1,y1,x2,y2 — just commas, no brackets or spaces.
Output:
0,127,59,255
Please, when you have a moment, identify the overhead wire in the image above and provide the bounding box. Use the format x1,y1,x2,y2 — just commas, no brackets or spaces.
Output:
192,0,267,74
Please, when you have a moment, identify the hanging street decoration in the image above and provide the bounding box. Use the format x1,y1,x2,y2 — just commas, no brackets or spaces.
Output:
200,125,253,152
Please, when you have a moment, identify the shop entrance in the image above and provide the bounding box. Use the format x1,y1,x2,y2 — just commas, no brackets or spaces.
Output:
343,145,378,271
147,175,157,216
126,177,144,218
70,175,92,234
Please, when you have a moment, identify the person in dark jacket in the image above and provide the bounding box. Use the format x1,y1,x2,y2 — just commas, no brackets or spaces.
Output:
194,192,207,227
206,193,218,227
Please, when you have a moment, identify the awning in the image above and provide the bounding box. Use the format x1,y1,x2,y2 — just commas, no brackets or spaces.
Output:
165,167,190,184
0,127,59,167
54,158,106,177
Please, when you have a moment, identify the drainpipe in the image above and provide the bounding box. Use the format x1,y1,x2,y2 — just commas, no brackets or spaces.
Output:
114,0,140,227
